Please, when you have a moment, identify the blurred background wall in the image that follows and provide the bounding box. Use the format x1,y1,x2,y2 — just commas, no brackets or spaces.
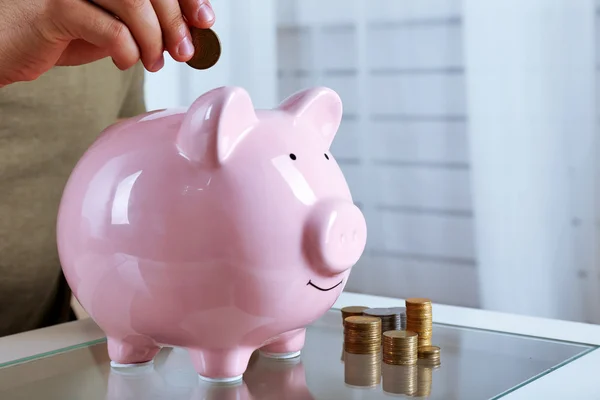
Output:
143,0,600,324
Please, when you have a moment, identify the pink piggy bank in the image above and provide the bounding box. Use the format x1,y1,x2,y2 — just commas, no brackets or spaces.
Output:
56,86,367,382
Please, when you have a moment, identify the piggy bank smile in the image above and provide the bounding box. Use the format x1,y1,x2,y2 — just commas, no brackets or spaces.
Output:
307,279,343,292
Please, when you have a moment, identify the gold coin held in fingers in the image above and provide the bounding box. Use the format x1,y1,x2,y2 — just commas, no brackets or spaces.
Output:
187,28,221,70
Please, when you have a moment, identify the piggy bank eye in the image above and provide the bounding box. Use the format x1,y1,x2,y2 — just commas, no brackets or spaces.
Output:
289,153,297,160
324,153,330,160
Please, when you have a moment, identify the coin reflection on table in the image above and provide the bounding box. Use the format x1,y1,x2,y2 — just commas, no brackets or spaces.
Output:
416,365,434,397
419,358,441,369
343,351,382,388
381,363,417,396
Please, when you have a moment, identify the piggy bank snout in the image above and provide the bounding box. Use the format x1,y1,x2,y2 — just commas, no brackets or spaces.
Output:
304,200,367,275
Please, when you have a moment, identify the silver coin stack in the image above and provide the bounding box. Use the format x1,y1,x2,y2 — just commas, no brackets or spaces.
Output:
389,307,407,330
364,307,407,337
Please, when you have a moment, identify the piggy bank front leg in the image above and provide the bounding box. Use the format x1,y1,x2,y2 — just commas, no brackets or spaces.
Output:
107,335,161,368
189,347,254,383
260,328,306,359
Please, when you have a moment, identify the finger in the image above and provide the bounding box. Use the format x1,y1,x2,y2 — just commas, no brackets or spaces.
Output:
59,0,140,70
179,0,215,29
92,0,164,72
56,40,111,66
151,0,193,62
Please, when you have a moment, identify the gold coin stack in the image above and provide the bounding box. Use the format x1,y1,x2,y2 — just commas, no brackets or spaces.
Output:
344,352,382,388
418,345,441,366
382,330,418,365
343,316,381,354
341,306,368,324
363,308,402,338
382,364,417,396
416,365,433,397
405,298,433,348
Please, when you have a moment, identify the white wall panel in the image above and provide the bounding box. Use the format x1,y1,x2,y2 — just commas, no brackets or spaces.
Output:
370,121,469,163
277,27,313,71
372,166,472,211
369,74,466,117
278,73,314,102
371,211,475,260
316,27,358,70
463,0,596,322
346,254,479,308
294,0,356,25
364,0,461,21
366,23,463,70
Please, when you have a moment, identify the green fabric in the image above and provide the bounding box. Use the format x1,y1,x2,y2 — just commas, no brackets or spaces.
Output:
0,59,146,337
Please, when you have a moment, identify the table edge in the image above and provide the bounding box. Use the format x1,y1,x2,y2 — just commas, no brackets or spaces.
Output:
1,291,600,366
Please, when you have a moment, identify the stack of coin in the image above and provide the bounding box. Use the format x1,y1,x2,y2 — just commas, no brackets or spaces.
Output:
382,364,417,396
344,352,382,388
341,306,368,324
418,346,441,365
363,308,402,338
343,316,381,354
416,365,433,397
382,330,418,365
388,306,407,329
405,298,433,347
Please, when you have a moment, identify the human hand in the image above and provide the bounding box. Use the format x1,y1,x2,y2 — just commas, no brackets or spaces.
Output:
0,0,215,87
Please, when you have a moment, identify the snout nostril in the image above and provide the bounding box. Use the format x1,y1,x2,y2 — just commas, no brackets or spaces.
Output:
340,233,346,244
353,230,357,241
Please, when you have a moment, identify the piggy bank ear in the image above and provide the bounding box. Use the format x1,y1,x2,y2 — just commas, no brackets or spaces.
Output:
278,87,343,149
176,86,258,166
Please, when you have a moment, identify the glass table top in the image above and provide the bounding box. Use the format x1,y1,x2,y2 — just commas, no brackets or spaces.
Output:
0,309,595,400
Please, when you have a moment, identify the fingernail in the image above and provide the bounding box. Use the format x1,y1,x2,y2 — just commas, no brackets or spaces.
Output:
178,36,194,57
198,2,215,23
152,56,165,71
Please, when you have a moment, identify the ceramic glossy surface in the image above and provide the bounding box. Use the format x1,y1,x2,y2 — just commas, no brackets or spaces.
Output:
56,86,367,381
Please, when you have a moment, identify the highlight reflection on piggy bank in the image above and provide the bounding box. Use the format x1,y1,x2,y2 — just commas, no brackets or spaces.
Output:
57,86,367,382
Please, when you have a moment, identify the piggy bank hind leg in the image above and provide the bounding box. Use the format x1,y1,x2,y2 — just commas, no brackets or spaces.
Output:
107,335,161,368
260,328,306,359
